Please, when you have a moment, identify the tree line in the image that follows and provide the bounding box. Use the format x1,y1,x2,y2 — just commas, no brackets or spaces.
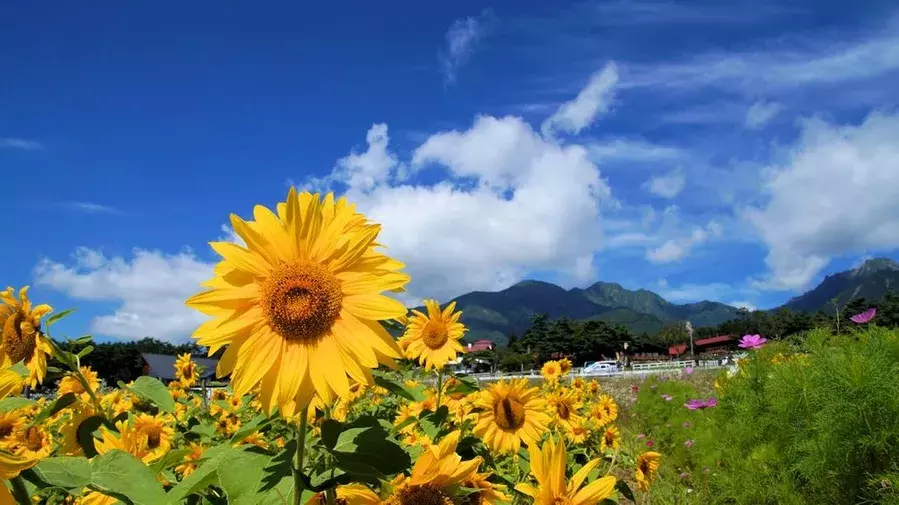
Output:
461,292,899,373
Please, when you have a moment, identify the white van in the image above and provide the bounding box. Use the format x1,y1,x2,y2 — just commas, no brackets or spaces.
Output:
581,360,620,375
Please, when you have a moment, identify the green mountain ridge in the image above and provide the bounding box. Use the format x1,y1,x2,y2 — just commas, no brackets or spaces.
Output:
430,257,899,345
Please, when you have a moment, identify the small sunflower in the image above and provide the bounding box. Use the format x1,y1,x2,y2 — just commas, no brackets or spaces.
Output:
0,286,53,387
186,189,410,416
306,484,381,505
590,394,618,427
58,367,100,403
635,452,661,491
96,414,174,464
600,425,620,452
462,471,510,505
400,300,466,370
563,420,591,445
472,378,550,454
558,358,573,374
236,431,269,450
540,361,562,382
9,424,53,461
101,390,133,417
175,443,205,477
174,353,199,388
586,380,601,396
547,389,583,430
515,437,617,505
387,431,482,505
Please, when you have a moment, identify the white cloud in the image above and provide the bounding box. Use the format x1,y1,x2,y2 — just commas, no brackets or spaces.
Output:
626,27,899,96
745,100,782,129
657,281,755,304
589,1,799,25
646,220,722,264
542,63,619,137
65,202,123,215
311,114,611,303
439,12,491,84
643,169,686,198
587,138,687,163
746,111,899,290
0,137,43,150
728,300,758,311
35,248,212,342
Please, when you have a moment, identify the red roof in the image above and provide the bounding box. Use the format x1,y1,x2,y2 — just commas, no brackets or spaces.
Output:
668,343,688,355
465,340,495,352
694,335,733,346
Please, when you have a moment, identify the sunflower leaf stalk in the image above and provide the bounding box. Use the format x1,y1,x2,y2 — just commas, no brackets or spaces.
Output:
293,405,309,505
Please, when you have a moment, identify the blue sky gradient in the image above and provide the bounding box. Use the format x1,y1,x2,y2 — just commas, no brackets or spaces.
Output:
4,0,899,342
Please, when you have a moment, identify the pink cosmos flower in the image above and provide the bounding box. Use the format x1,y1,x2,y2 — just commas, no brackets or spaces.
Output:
646,440,655,447
851,308,876,324
684,439,694,448
685,397,718,410
738,334,767,349
636,433,646,440
679,472,690,479
682,421,691,428
684,366,694,375
632,385,640,394
661,394,673,401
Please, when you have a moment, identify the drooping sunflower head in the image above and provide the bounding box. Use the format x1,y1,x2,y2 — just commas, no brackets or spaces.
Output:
540,361,562,382
600,425,621,452
635,452,661,491
558,358,573,374
0,411,26,449
58,367,100,403
401,300,466,370
590,394,619,427
186,189,410,416
174,353,199,386
0,286,53,387
473,379,550,454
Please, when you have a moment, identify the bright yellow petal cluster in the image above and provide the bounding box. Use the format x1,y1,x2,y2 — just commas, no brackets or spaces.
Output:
186,189,410,416
400,300,466,370
0,286,53,387
516,437,617,505
472,378,550,454
635,451,661,491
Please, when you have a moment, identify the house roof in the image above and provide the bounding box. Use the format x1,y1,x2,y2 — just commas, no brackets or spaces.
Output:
141,353,219,381
668,343,688,355
694,335,733,346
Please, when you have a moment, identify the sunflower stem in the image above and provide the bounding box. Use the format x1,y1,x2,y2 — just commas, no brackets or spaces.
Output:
436,368,444,408
10,476,30,505
293,405,309,505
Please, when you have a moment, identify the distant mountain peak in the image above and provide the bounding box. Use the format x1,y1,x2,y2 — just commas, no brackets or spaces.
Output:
854,257,899,276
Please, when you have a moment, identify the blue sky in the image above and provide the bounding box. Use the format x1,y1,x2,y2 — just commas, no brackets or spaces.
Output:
4,0,899,342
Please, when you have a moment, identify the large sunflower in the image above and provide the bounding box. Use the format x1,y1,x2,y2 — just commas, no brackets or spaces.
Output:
515,437,617,505
387,431,482,505
186,189,410,415
400,300,466,370
0,286,53,387
472,378,550,454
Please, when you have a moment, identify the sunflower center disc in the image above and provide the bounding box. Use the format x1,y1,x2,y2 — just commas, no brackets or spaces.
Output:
399,484,451,505
421,321,449,349
261,262,343,342
493,397,526,430
1,308,36,363
557,402,570,420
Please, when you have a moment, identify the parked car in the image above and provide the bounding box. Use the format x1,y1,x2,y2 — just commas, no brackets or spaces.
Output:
581,360,620,375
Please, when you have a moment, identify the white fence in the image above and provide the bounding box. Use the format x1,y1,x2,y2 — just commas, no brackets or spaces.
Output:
464,360,725,383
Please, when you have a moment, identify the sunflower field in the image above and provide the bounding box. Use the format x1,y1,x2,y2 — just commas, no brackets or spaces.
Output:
4,189,895,505
0,190,659,505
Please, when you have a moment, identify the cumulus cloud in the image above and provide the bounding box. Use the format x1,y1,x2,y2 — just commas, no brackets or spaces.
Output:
35,247,213,342
745,100,782,129
646,219,723,263
312,114,611,303
439,11,492,84
643,168,686,198
542,63,618,137
64,202,123,215
746,111,899,290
